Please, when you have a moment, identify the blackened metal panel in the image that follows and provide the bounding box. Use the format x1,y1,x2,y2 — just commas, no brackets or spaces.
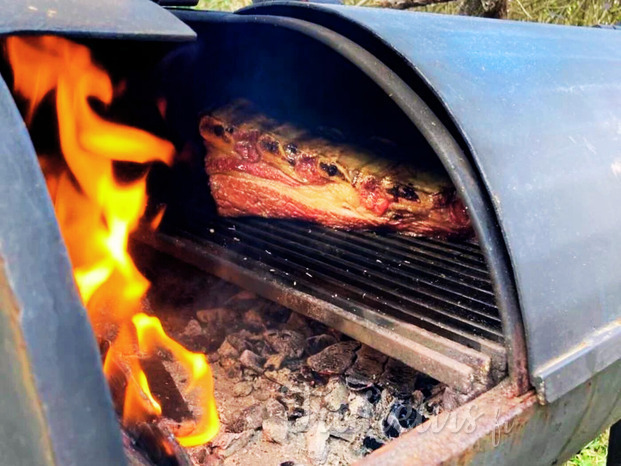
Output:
239,3,621,403
0,75,126,465
0,0,195,40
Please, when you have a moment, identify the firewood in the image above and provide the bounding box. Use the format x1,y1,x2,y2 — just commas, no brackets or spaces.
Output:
140,356,193,422
124,423,193,466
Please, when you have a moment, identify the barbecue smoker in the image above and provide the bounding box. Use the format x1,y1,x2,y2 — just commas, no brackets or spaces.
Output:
1,0,621,464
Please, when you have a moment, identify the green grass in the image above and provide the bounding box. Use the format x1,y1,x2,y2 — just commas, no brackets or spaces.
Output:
566,430,609,466
194,0,615,463
196,0,621,25
416,0,621,26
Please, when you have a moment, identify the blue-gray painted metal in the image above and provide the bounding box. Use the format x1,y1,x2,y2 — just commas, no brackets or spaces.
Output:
241,3,621,403
0,0,195,40
0,75,127,465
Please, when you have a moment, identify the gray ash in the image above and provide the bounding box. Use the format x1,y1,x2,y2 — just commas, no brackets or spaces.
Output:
146,270,446,466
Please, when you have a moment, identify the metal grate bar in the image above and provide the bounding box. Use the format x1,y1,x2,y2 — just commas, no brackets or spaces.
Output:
235,219,501,324
140,217,507,391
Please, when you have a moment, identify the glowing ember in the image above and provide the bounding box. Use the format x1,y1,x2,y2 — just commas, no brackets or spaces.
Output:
6,36,219,446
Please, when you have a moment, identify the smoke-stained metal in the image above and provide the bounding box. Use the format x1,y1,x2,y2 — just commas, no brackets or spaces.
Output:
0,75,127,466
0,0,195,41
239,2,621,404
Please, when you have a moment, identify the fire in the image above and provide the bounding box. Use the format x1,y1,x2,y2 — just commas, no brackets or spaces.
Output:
6,36,219,446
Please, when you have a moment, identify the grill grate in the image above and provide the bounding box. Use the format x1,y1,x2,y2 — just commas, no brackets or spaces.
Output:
140,217,506,391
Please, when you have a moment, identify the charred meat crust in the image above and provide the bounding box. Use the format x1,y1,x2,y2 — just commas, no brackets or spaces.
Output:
200,102,472,238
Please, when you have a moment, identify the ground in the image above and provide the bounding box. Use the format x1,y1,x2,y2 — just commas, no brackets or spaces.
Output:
193,0,618,463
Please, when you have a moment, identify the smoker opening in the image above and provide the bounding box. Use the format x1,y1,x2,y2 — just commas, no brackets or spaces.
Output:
142,13,510,395
0,9,516,464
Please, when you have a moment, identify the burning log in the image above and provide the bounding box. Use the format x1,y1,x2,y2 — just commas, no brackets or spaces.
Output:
123,423,193,466
140,356,193,423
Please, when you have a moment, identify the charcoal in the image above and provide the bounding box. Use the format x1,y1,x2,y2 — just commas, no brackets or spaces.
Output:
382,401,426,438
362,436,384,452
228,403,266,433
264,330,306,359
280,462,295,466
306,341,360,376
233,381,254,397
349,394,373,419
220,358,242,380
324,380,348,412
308,320,329,335
363,386,382,404
264,369,296,389
265,398,287,419
202,454,224,466
253,378,280,401
345,345,387,389
263,304,291,327
379,358,418,398
299,365,329,386
251,339,268,357
283,358,304,371
277,390,305,412
207,352,220,364
196,307,236,328
240,350,266,374
265,353,286,371
243,308,265,332
412,389,425,407
217,340,239,359
284,312,312,337
288,407,306,421
193,448,207,465
306,334,337,355
262,417,289,444
211,431,257,458
306,421,330,464
182,319,203,337
414,374,438,397
329,426,357,443
226,332,253,353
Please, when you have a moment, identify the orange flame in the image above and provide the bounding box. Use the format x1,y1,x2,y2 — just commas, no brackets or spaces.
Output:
6,36,219,446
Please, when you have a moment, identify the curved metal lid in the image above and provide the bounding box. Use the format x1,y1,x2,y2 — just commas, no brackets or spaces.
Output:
240,3,621,403
0,0,195,40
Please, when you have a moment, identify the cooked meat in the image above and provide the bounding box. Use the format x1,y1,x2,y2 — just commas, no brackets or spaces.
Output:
200,101,472,238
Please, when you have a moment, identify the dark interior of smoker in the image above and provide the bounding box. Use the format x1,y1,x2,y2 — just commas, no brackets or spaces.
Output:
3,16,506,393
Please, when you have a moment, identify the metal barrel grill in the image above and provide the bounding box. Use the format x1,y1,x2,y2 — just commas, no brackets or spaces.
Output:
0,0,620,464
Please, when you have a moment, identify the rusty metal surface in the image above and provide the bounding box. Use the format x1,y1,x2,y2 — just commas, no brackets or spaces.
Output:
361,357,621,465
